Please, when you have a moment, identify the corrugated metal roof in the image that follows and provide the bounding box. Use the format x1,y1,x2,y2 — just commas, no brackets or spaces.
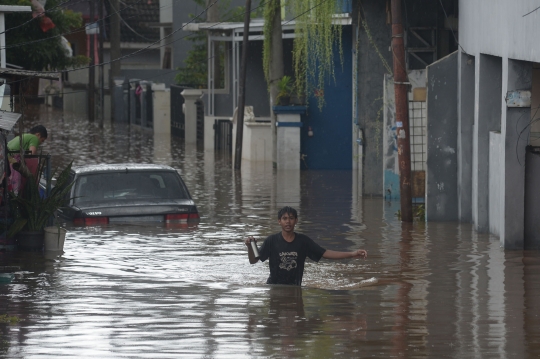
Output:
0,111,21,132
0,68,59,80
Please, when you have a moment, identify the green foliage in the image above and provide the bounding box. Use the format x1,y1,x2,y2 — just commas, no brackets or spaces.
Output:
263,0,343,110
277,75,292,100
175,0,255,87
8,161,74,236
414,204,426,222
0,314,20,324
262,0,279,85
174,32,209,87
4,0,88,71
291,0,343,110
395,205,426,222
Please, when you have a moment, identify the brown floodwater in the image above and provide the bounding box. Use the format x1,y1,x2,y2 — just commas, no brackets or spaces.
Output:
1,106,540,358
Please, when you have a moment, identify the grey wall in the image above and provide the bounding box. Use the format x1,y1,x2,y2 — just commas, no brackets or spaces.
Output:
489,131,503,237
457,51,474,222
426,51,458,221
460,0,540,64
356,0,392,196
524,147,540,249
502,59,532,249
211,38,294,118
473,54,502,232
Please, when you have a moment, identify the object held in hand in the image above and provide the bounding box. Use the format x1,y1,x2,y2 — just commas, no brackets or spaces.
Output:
250,239,260,258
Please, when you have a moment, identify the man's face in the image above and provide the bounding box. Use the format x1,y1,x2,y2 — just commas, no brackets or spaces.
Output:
278,213,298,232
36,134,46,145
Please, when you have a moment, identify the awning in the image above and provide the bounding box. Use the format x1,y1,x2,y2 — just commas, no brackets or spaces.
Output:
0,110,21,132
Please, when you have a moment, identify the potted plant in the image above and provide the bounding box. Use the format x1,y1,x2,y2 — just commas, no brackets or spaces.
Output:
8,162,74,251
276,75,293,106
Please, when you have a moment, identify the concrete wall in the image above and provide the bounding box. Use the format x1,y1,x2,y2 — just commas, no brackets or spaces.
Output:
355,0,393,195
501,59,531,249
210,38,294,118
457,52,475,222
524,146,540,249
460,0,540,64
472,54,502,232
426,51,458,221
489,131,503,237
458,0,539,247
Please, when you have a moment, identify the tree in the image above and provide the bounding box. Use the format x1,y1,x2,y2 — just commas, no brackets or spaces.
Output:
175,0,256,87
4,0,88,71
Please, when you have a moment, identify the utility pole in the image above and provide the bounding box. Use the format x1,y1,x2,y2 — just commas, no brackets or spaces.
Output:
234,0,252,170
109,0,121,121
99,0,104,127
391,0,413,222
268,0,284,168
88,0,95,122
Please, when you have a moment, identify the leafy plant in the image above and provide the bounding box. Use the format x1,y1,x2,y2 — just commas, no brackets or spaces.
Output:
4,0,88,71
276,75,292,102
0,314,20,324
175,0,259,87
8,161,74,237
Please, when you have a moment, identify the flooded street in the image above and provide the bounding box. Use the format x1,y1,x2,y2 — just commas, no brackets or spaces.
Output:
1,106,540,358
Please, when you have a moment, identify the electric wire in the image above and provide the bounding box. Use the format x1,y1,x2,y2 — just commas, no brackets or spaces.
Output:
3,0,328,95
437,0,468,56
1,0,222,86
523,5,540,17
1,0,154,51
3,0,274,87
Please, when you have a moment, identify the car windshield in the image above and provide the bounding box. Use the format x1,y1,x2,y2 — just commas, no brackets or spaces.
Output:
73,171,189,204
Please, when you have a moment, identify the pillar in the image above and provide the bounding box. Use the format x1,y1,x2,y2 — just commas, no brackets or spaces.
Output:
472,54,502,232
501,59,532,249
273,106,307,170
181,89,203,145
457,51,475,222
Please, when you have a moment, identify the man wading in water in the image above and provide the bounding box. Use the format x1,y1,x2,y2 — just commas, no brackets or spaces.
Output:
245,206,368,286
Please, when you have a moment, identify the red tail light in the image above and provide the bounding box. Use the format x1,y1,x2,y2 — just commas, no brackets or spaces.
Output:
73,217,109,225
165,213,199,223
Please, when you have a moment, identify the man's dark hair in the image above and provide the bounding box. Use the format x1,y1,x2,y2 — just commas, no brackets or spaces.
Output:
30,125,47,139
278,206,297,219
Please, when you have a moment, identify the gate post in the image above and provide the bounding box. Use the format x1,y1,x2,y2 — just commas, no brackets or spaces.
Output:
182,89,204,145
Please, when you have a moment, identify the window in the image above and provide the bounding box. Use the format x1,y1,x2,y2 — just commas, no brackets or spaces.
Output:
74,171,188,204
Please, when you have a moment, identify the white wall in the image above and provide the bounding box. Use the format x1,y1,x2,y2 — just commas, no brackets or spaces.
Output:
489,131,503,237
460,0,540,63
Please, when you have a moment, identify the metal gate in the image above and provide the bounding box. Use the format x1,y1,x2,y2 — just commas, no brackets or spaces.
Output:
214,119,232,154
196,100,204,142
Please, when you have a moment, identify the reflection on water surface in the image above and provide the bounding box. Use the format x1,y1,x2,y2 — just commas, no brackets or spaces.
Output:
0,107,539,358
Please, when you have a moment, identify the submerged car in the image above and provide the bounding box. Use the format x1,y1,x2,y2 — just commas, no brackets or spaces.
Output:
54,164,199,225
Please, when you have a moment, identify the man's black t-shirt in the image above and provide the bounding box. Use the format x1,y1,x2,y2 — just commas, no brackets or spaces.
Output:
258,232,326,286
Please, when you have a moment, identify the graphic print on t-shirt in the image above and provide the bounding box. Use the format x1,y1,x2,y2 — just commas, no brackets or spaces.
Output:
279,251,298,271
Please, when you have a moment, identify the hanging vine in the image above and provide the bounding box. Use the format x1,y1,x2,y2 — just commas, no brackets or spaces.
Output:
262,0,278,85
263,0,343,110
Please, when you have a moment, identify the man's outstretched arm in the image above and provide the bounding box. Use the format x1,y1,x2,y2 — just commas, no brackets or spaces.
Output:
244,236,260,264
322,249,367,260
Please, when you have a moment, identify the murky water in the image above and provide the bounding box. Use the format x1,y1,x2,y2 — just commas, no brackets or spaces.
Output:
1,106,540,358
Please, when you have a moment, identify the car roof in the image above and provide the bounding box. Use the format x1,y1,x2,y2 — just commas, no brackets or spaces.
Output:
71,163,178,175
